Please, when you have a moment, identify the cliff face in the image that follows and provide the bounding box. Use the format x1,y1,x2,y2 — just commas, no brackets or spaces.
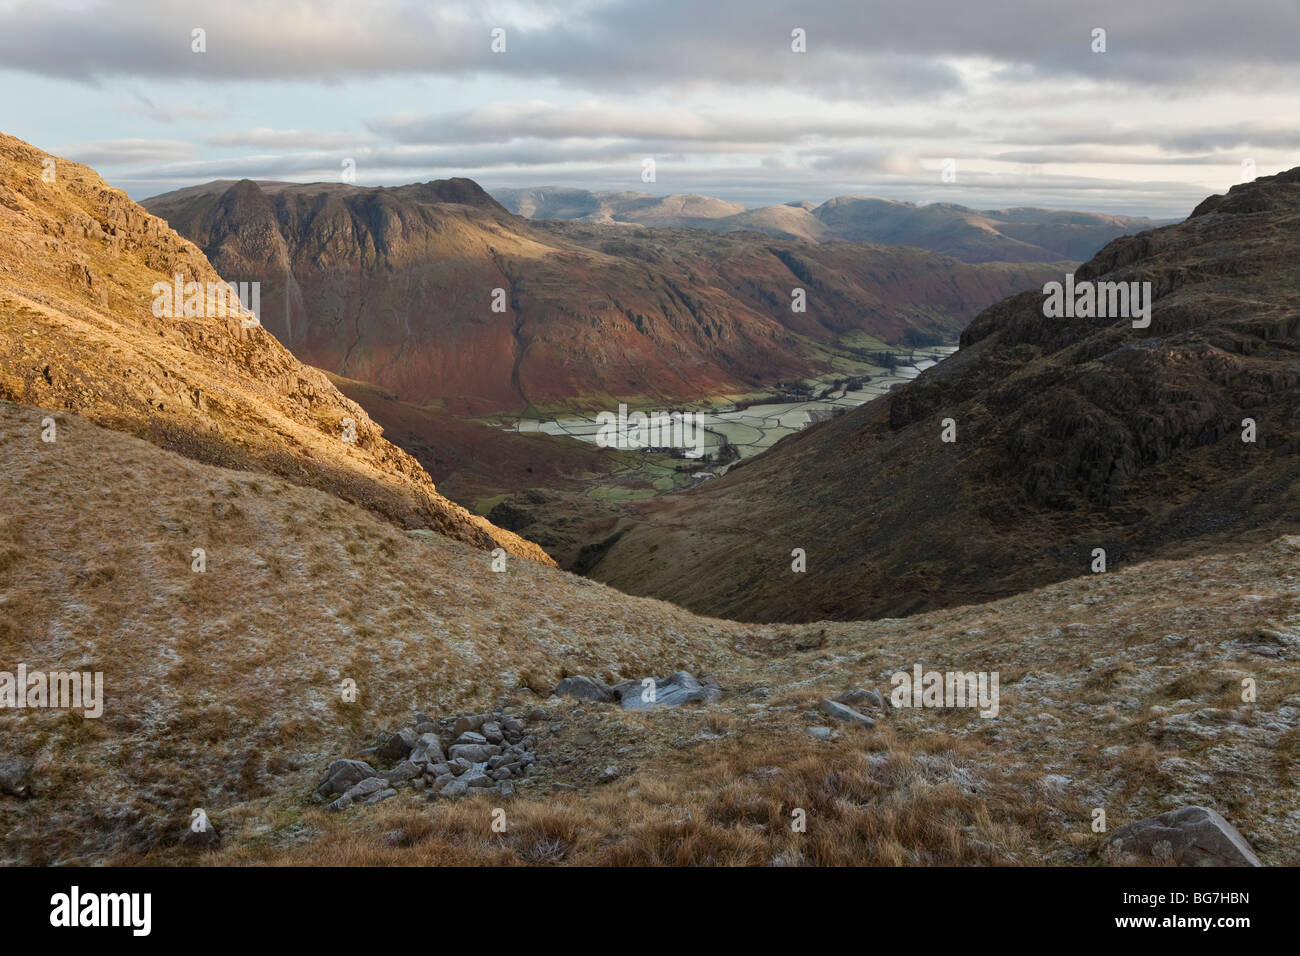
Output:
145,179,1063,414
0,133,552,564
578,169,1300,621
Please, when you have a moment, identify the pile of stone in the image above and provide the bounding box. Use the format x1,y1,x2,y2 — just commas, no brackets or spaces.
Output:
314,707,545,811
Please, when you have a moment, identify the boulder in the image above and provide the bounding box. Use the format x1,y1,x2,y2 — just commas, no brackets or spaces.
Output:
1100,806,1263,867
0,757,33,798
409,732,445,765
376,729,415,762
180,817,221,849
620,672,722,711
818,699,875,728
343,777,390,801
501,715,526,735
837,688,884,710
449,743,501,763
554,675,616,703
383,760,422,784
315,759,377,799
439,778,468,797
451,714,488,737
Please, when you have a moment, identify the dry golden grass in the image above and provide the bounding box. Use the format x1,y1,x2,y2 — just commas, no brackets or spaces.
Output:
4,401,1300,866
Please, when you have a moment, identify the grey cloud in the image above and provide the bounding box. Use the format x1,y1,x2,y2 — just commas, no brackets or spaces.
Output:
8,0,1294,93
367,104,971,146
206,129,373,149
57,138,201,166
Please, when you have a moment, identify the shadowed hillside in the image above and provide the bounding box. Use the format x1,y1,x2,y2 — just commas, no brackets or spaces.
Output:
574,169,1300,621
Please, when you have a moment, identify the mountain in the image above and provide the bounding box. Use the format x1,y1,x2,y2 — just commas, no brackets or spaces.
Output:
144,180,1065,414
493,186,747,226
0,133,548,563
494,186,1163,263
565,168,1300,621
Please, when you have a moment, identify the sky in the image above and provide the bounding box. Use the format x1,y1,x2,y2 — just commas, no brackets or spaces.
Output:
1,0,1298,217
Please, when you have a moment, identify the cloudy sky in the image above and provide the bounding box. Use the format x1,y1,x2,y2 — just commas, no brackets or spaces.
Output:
2,0,1298,216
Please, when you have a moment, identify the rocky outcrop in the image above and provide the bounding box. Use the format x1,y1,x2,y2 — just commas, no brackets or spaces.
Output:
553,671,722,710
1100,807,1263,867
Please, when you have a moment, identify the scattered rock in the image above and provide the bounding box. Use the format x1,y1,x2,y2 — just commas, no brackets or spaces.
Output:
180,819,221,849
315,759,377,799
0,757,33,798
449,743,500,763
620,672,722,711
451,714,488,737
376,729,415,762
343,777,390,801
818,699,876,728
409,733,445,765
553,675,616,703
324,794,353,813
1100,807,1263,867
383,760,422,784
317,702,555,808
837,688,884,710
808,726,832,740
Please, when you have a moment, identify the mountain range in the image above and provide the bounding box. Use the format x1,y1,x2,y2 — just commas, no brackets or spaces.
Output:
493,186,1165,263
142,180,1068,414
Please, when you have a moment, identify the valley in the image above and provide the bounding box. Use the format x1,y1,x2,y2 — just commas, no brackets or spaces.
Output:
1,131,1294,875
